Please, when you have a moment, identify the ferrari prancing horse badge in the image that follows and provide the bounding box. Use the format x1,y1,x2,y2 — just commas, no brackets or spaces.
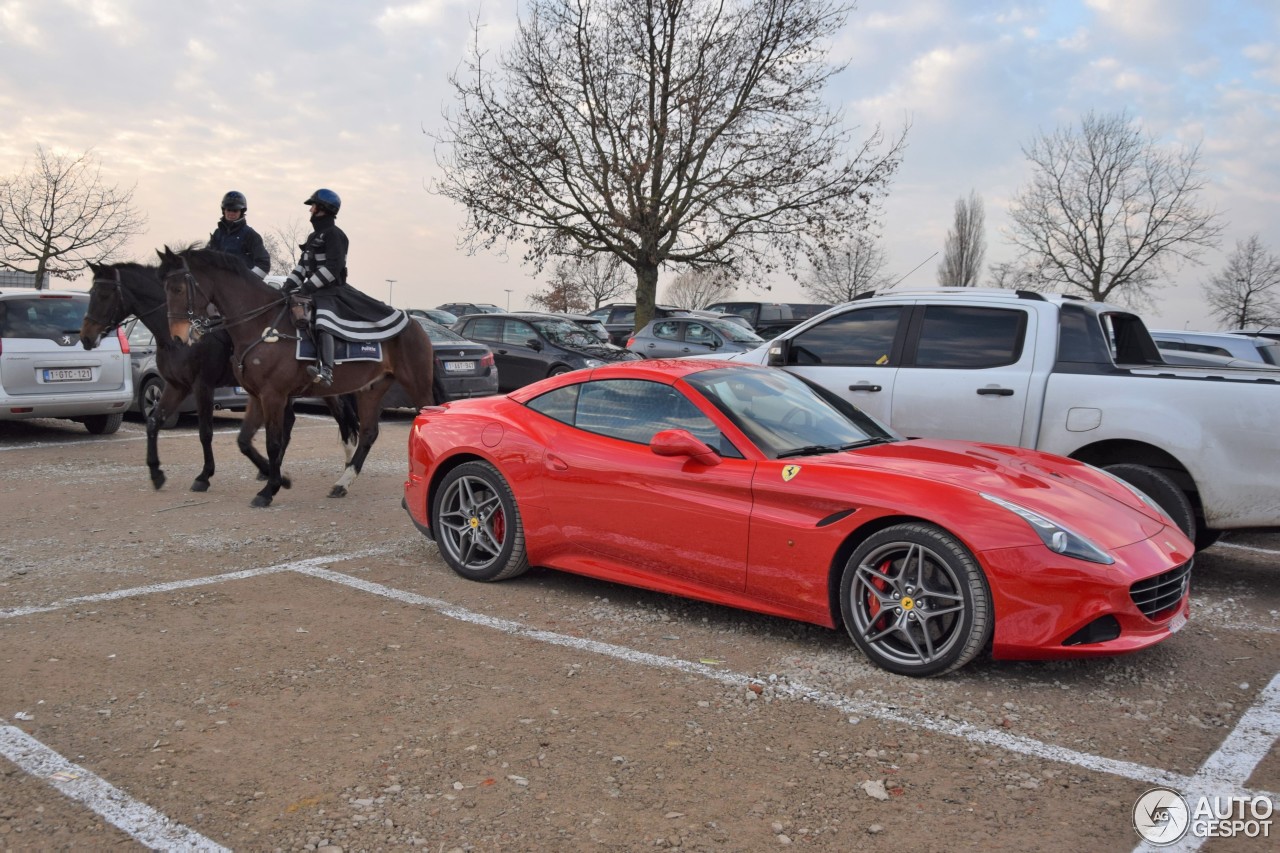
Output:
782,465,801,482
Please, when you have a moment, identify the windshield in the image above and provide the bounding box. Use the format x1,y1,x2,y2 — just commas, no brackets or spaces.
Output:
532,318,599,348
415,318,466,343
708,319,764,343
686,367,895,458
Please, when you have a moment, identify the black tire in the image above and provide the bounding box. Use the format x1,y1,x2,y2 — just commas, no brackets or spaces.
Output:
1102,463,1195,541
140,377,180,429
432,461,529,582
82,413,123,435
549,365,573,378
840,523,992,677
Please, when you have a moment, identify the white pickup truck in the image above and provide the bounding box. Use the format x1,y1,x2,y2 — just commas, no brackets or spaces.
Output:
712,288,1280,549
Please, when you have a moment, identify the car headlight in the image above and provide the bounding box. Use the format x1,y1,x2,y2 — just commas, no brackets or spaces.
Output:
583,358,606,368
1088,466,1176,526
980,493,1115,565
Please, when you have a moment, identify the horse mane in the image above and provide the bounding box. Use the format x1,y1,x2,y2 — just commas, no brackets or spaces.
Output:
161,245,275,295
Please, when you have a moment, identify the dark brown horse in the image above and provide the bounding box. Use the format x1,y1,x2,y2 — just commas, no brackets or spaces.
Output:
80,261,361,492
156,246,445,507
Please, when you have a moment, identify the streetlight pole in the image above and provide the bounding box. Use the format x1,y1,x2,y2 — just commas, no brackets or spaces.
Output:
386,279,396,306
504,289,513,310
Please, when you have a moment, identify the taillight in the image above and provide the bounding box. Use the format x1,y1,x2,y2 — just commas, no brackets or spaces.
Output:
116,326,130,354
480,352,495,368
625,336,635,348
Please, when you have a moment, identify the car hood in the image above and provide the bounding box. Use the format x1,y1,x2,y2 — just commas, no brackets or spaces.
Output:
576,344,639,361
813,438,1169,549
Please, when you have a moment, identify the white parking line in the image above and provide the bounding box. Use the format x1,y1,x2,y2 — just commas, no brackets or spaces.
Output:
298,566,1278,801
0,726,227,852
1214,541,1280,557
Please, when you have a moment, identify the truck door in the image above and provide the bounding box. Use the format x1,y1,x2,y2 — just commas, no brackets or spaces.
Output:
890,304,1035,445
776,304,907,426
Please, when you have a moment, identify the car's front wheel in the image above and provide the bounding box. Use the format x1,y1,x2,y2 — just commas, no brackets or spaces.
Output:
82,413,124,435
840,523,992,677
432,461,529,582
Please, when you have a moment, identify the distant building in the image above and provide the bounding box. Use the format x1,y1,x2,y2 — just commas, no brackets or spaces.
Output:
0,270,49,289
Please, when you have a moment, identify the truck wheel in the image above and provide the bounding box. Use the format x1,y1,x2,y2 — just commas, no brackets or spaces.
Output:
1103,463,1195,541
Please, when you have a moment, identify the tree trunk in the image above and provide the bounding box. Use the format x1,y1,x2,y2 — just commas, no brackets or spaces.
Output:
634,264,660,333
35,257,47,291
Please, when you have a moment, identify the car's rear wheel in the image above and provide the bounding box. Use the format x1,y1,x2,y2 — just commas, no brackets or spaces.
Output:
82,413,124,435
141,377,180,429
432,461,529,582
840,523,991,677
549,365,572,377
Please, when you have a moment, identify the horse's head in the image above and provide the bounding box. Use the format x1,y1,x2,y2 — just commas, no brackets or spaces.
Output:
80,262,127,349
157,246,219,344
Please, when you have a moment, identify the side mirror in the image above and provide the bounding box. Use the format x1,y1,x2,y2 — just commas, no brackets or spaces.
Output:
526,338,543,351
708,337,721,349
650,429,722,466
766,339,789,366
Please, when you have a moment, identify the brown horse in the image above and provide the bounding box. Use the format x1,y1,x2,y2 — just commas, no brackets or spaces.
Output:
80,261,362,492
157,246,445,507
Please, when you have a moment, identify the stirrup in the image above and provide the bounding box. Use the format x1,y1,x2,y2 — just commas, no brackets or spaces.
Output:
307,363,333,387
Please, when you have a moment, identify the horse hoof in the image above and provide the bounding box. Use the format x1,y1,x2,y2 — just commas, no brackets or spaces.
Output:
191,480,210,493
328,485,348,499
250,495,272,508
281,475,293,490
151,472,166,490
256,473,267,482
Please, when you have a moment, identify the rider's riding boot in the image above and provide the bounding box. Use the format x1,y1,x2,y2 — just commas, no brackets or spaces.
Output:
308,331,335,387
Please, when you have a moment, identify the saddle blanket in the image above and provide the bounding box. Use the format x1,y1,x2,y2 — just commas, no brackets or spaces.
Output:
295,338,383,363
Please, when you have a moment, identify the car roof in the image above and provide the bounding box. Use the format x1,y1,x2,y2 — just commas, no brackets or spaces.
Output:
0,288,88,298
505,357,742,403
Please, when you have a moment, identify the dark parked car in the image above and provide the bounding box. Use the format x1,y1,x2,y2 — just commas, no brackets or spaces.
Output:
587,303,692,346
453,311,639,391
0,288,133,434
407,307,459,326
383,317,499,406
438,302,504,317
124,318,249,428
626,315,765,358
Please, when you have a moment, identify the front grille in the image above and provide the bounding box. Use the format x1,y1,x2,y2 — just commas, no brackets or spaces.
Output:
1130,561,1192,619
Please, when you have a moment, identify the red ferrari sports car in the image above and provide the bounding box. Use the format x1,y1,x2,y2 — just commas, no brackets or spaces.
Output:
403,360,1193,677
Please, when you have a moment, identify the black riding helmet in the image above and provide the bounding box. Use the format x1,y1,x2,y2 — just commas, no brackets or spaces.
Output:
221,190,248,212
305,188,341,216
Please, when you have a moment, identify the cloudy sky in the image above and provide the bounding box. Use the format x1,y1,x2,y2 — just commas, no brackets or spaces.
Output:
1,0,1277,328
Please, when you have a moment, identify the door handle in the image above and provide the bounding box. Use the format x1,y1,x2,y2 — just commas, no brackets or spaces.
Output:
849,382,882,392
546,453,568,471
977,387,1015,396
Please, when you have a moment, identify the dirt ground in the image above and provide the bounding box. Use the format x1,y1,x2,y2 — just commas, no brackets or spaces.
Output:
0,410,1277,852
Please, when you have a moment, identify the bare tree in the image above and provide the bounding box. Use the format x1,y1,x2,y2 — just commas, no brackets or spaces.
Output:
434,0,906,333
556,255,631,309
529,269,593,313
988,258,1049,289
1202,235,1280,329
663,268,735,309
1006,110,1223,306
802,232,888,303
0,145,146,287
937,190,985,286
264,217,310,273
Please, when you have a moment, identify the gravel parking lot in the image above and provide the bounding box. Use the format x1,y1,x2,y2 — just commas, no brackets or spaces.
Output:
1,411,1276,852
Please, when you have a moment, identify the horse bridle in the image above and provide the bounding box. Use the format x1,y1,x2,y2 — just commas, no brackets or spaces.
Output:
162,255,290,343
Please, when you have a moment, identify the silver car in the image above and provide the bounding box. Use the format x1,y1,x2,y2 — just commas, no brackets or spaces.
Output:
1150,329,1280,366
0,288,133,433
627,316,764,358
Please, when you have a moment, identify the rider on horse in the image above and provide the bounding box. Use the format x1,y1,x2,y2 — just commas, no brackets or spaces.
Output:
208,191,270,280
282,189,408,386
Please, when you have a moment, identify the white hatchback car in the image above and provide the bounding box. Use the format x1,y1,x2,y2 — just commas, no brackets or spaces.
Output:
0,288,133,434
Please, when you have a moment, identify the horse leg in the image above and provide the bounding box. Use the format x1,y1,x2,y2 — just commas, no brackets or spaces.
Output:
328,389,387,498
145,381,189,489
324,394,360,465
238,398,292,490
190,382,217,492
251,396,290,508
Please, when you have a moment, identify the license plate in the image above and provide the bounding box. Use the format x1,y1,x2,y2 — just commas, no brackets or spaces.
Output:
234,386,247,394
1168,610,1188,634
444,361,475,373
43,368,92,382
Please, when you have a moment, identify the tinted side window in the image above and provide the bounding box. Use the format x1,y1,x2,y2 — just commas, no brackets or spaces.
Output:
913,306,1026,368
127,322,155,348
502,320,536,347
653,321,681,340
574,379,732,453
526,384,581,423
467,317,504,341
788,305,903,366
